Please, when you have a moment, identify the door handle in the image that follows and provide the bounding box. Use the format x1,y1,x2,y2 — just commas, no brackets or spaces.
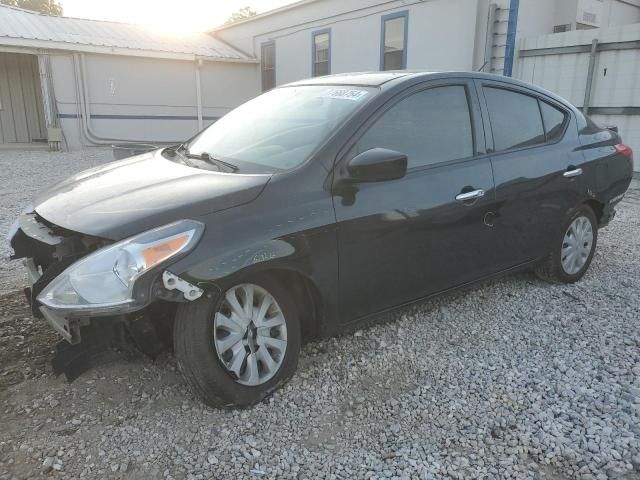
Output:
563,167,583,178
456,189,485,202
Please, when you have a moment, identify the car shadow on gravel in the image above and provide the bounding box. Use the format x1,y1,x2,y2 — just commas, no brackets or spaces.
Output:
0,291,184,397
0,291,59,391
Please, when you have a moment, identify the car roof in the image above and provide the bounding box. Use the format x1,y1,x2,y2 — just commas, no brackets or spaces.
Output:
284,71,417,87
282,71,576,110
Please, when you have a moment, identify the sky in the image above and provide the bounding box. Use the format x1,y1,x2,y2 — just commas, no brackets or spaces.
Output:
59,0,299,32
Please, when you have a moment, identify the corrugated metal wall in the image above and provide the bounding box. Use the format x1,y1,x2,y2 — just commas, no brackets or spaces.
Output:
0,52,46,143
516,24,640,172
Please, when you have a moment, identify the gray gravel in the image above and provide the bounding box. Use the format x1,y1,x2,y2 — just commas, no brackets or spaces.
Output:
0,147,113,294
1,150,640,479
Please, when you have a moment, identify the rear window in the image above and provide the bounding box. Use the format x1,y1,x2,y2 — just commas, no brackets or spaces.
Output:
540,101,567,143
483,87,546,152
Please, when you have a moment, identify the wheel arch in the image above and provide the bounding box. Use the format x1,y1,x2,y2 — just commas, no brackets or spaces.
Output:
266,268,324,342
584,199,605,224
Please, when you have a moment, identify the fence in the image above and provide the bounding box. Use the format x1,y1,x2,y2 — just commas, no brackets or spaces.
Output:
515,22,640,172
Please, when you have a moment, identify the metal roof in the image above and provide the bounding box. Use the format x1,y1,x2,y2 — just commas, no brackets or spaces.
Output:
0,4,254,62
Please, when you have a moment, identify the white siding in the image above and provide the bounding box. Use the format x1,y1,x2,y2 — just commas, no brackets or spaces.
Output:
601,0,640,27
50,53,258,149
218,0,484,89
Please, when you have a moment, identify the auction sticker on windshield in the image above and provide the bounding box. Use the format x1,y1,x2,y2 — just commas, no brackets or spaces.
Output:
321,89,370,101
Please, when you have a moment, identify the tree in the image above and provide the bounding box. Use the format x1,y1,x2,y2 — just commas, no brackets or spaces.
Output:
225,6,257,25
2,0,63,15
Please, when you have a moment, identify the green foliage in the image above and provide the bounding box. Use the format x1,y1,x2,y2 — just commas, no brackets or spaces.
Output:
225,6,257,25
2,0,63,15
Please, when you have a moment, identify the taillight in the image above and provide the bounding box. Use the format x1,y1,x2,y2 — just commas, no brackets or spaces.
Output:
615,144,634,169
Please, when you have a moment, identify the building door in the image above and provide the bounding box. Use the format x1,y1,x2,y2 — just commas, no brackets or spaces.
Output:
0,52,47,144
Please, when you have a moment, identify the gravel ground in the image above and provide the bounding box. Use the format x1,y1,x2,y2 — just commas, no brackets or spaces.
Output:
0,148,114,294
1,150,640,479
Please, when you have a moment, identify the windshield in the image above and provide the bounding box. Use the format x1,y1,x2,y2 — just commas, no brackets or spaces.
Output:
185,85,375,173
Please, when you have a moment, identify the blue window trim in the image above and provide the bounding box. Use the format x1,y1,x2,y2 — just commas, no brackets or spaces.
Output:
380,10,409,71
311,28,331,77
261,40,276,92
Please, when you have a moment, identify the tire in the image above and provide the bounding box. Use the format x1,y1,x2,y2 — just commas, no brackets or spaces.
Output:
534,204,598,284
174,273,301,408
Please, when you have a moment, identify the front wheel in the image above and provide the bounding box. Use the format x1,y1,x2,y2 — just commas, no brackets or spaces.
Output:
534,205,598,284
174,274,301,408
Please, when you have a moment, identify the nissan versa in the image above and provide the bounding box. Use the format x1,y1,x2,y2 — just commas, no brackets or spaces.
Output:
8,72,633,407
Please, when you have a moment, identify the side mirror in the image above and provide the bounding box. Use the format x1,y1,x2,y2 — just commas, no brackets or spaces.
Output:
347,148,408,183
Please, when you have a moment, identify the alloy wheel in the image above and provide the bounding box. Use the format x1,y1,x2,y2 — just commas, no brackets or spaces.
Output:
561,216,594,275
213,284,287,386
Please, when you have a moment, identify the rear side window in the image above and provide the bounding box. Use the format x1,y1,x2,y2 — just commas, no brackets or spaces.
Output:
540,101,567,142
483,87,545,152
350,86,474,169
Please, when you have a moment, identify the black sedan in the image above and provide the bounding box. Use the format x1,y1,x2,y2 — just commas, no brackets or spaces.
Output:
9,72,634,407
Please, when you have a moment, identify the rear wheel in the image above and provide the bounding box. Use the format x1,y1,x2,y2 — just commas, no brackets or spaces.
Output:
534,205,598,284
174,274,301,408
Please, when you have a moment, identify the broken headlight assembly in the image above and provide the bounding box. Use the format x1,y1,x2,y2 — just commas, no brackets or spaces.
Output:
37,219,204,314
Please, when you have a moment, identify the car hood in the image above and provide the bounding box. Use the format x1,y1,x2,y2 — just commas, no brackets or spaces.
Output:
34,150,271,240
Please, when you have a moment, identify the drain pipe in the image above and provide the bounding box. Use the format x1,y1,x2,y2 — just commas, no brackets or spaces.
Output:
195,58,204,131
503,0,520,77
583,39,599,116
72,53,110,146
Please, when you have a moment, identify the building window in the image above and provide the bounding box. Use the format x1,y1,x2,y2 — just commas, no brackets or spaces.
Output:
380,11,408,71
261,41,275,92
312,29,331,77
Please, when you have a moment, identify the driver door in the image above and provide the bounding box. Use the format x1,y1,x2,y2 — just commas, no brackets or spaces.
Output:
332,79,497,323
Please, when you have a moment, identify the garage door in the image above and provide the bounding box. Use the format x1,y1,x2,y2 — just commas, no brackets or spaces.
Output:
0,52,46,143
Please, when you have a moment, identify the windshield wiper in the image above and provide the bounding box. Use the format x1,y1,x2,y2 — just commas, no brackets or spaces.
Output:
162,144,195,167
184,151,239,173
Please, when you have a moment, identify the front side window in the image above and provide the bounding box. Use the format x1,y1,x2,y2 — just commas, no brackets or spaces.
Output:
261,42,275,92
350,86,474,169
483,87,546,152
381,12,408,71
312,30,330,77
186,86,375,173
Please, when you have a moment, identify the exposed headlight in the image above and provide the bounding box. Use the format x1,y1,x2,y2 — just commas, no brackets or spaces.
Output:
37,219,204,313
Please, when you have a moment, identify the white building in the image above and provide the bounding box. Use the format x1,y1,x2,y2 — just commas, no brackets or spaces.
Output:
215,0,640,89
0,0,639,172
0,5,258,150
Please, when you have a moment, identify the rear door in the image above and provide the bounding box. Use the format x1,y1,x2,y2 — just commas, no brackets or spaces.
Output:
476,79,586,269
332,79,498,323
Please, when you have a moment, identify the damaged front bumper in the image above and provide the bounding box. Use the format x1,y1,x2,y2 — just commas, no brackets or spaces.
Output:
21,256,85,344
40,306,87,344
10,213,106,341
10,213,201,340
9,212,204,381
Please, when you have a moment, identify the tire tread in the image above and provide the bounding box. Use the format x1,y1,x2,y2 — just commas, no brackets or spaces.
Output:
534,204,598,284
173,274,300,408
